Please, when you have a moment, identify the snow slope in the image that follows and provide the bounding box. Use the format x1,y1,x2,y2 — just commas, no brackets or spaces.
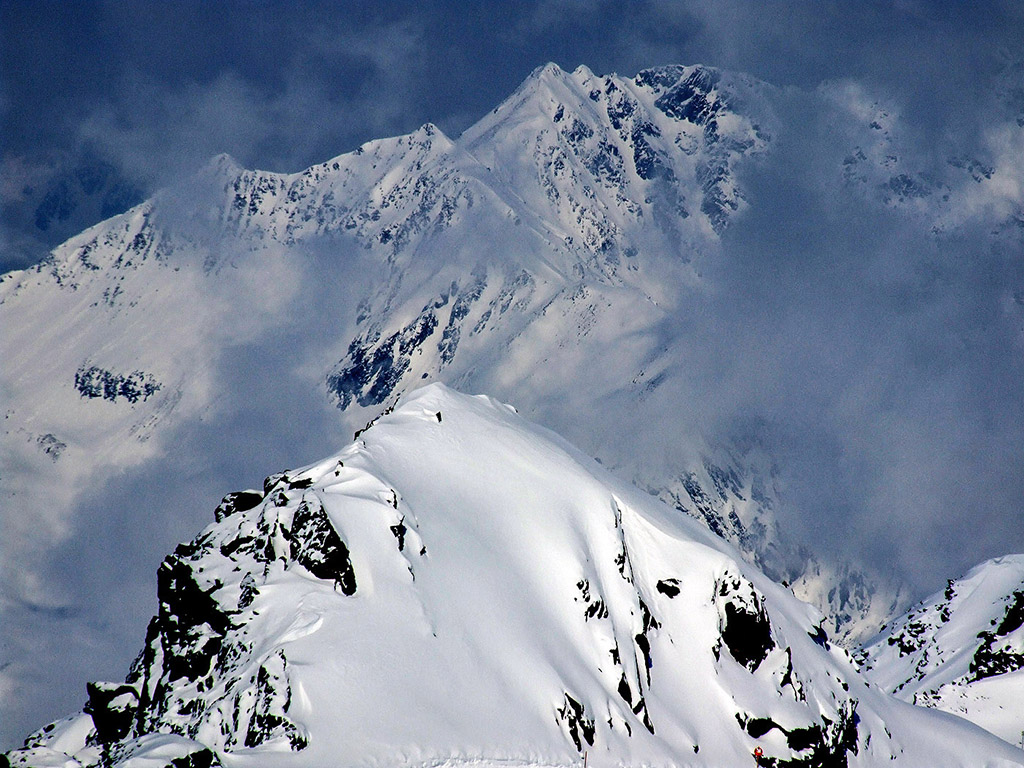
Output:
864,555,1024,746
7,385,1022,767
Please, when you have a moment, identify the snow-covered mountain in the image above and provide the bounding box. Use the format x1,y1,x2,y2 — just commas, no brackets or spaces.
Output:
863,555,1024,746
7,386,1022,767
0,63,885,634
5,61,1014,741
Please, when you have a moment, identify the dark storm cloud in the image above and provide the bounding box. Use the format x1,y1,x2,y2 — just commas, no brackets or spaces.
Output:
2,3,431,176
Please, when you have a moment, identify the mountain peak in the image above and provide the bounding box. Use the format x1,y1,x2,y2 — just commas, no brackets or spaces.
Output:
3,62,983,757
205,152,243,176
8,386,1023,767
529,60,568,80
571,63,596,79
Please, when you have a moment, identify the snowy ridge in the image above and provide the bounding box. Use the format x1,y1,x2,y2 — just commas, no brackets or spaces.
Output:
7,386,1022,767
864,555,1024,745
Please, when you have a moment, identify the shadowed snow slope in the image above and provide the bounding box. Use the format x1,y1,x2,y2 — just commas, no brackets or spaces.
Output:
7,385,1022,768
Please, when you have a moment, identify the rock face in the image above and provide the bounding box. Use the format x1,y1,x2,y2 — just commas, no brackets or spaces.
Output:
5,386,1022,767
864,554,1024,745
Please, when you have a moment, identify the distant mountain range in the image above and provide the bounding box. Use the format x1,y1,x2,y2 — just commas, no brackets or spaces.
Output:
1,155,143,271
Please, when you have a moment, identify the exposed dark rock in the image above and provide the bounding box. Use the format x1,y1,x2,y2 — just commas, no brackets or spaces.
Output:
556,693,595,752
635,633,652,672
938,579,955,622
327,311,439,408
638,596,660,632
263,473,287,494
787,724,823,752
219,535,256,559
739,700,859,768
127,616,162,727
996,589,1024,635
970,591,1024,682
155,556,232,683
168,748,218,768
617,673,633,704
214,490,264,522
723,601,773,671
268,488,290,507
36,433,66,461
654,68,722,126
716,573,774,671
808,623,830,649
84,681,138,744
173,532,215,560
634,65,687,92
883,174,930,202
745,716,777,738
698,160,737,233
576,579,608,621
74,365,161,404
948,155,995,182
633,695,655,734
390,519,407,551
706,461,743,501
779,648,805,701
244,651,308,751
286,498,357,595
238,574,258,610
438,279,483,365
656,579,681,598
631,127,663,180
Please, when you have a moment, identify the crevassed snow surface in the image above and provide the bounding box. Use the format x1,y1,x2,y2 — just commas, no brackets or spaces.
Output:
8,386,1022,767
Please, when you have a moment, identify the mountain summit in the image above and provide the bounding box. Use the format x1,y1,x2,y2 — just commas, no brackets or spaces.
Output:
7,385,1022,767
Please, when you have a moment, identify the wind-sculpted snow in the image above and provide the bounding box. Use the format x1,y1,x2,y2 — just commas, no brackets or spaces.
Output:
864,555,1024,745
6,386,1023,767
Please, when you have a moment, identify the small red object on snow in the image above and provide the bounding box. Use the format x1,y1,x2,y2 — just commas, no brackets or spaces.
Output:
753,746,764,760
